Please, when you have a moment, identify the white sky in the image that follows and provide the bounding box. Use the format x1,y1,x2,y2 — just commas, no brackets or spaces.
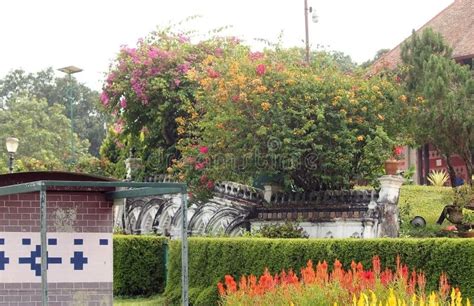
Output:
0,0,453,91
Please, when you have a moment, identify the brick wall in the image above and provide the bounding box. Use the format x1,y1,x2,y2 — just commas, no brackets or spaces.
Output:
0,191,113,233
0,190,113,306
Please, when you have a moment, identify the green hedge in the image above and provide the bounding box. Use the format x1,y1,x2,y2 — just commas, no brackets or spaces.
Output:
165,238,474,305
113,235,168,297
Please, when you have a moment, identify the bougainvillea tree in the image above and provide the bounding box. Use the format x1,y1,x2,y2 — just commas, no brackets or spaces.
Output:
177,46,406,190
101,29,407,192
100,30,238,176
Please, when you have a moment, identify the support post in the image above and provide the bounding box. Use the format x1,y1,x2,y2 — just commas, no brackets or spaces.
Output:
40,188,48,305
304,0,310,64
181,192,189,306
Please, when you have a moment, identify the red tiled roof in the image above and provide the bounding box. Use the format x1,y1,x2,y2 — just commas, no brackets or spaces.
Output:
373,0,474,71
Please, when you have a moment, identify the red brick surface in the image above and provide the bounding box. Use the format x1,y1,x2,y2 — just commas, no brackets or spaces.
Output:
0,192,113,233
0,282,113,306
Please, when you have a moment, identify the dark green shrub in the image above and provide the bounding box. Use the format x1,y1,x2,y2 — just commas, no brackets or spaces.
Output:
255,221,309,238
165,238,474,305
113,235,168,297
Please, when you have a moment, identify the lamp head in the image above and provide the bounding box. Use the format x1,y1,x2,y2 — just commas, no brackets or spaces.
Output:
6,137,19,153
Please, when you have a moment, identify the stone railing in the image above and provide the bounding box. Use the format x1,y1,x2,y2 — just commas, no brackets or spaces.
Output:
268,189,379,207
214,181,263,202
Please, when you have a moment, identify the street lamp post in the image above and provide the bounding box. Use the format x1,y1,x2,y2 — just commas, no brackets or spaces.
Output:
6,137,19,173
304,0,318,64
58,66,82,165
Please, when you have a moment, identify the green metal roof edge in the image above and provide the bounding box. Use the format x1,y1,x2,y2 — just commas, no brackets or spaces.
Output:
0,180,187,197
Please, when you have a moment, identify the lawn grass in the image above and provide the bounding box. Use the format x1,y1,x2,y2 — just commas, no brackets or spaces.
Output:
114,295,167,305
399,185,453,224
398,185,454,236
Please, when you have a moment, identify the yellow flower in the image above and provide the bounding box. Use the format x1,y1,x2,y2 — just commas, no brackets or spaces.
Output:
261,102,271,111
177,126,185,135
399,95,407,102
166,167,174,174
357,135,364,141
372,85,380,92
175,116,186,126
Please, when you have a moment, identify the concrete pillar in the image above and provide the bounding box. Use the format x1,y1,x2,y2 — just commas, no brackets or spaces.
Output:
377,175,404,237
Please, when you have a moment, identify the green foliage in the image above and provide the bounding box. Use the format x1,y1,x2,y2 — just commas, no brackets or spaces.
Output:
0,68,108,156
165,238,474,304
453,184,473,208
399,185,453,224
254,221,309,238
0,97,90,172
427,170,449,187
400,28,474,185
113,235,168,297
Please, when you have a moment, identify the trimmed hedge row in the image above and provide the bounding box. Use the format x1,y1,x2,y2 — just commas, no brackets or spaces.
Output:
164,238,474,305
113,235,167,297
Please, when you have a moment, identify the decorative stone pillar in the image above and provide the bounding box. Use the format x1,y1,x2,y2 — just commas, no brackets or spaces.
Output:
263,184,282,203
125,157,142,181
377,175,404,237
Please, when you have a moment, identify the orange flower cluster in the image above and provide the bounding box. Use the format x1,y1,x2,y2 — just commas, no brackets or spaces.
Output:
218,255,455,304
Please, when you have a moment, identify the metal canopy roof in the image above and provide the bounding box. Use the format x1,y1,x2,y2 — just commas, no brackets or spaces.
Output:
0,180,187,198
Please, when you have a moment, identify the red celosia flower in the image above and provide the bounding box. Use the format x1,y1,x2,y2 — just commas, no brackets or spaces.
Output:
217,282,226,296
199,146,209,154
439,272,450,299
372,255,381,276
224,275,237,293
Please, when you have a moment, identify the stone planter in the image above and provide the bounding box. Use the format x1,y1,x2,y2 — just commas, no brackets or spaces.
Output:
446,206,464,224
384,160,399,175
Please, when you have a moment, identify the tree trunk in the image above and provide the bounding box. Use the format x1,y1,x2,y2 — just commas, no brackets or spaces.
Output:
460,148,473,186
445,155,457,187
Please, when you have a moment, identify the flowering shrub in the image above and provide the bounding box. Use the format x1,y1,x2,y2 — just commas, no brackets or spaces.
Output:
218,256,471,306
101,28,409,191
100,29,237,175
180,46,406,190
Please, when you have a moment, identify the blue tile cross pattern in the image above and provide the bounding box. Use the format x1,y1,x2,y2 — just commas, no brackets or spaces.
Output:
70,251,88,270
18,245,62,276
0,237,110,275
0,251,9,270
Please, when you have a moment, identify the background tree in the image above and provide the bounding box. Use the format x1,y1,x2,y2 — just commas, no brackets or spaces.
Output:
0,97,90,172
361,48,390,68
400,28,474,185
0,68,107,156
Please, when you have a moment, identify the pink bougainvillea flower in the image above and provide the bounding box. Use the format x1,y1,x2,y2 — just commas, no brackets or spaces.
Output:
256,64,266,76
148,47,160,59
200,175,208,184
199,146,209,154
106,72,116,85
113,119,124,134
195,162,205,170
206,180,214,190
177,62,190,74
120,96,127,109
100,92,109,106
214,47,223,57
207,68,220,79
249,51,264,61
